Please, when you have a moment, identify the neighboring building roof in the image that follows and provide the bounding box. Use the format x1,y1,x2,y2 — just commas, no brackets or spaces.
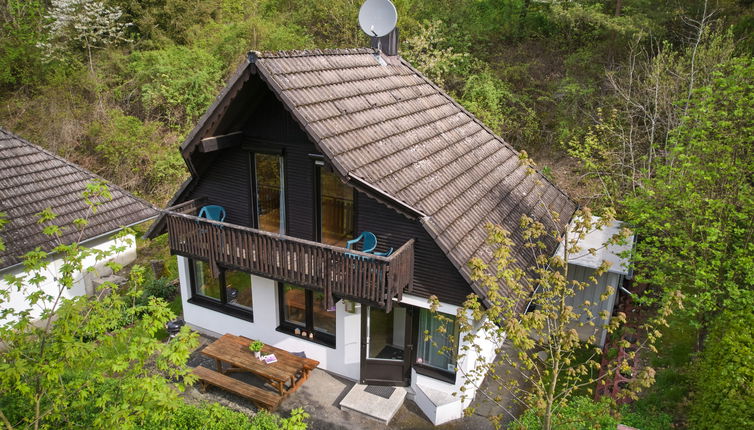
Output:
555,216,635,276
0,128,159,270
175,48,577,304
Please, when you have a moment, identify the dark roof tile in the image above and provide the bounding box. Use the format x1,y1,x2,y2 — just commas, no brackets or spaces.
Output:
0,128,159,269
175,48,577,304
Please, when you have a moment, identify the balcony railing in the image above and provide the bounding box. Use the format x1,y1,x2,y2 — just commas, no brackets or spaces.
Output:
164,199,414,312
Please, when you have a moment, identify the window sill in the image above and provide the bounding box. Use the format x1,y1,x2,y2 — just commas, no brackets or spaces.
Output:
187,297,254,323
275,324,336,349
413,363,457,385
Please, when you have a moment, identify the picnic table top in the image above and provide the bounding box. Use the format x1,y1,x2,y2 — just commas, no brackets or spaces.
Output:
201,334,319,385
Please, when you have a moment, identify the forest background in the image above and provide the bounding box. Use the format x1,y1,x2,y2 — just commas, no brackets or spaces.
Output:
1,0,752,428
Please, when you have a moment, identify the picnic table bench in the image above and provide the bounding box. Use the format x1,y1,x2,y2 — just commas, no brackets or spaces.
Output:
193,334,320,411
193,365,283,410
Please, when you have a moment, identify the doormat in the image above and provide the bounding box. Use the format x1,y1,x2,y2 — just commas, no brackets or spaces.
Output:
364,385,396,400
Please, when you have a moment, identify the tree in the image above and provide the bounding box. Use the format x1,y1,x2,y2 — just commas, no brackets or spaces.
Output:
428,179,679,429
0,181,200,429
623,56,754,338
0,0,47,88
39,0,132,73
688,298,754,429
566,24,735,203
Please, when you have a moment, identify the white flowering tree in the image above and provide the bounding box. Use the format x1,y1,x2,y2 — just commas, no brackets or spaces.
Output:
39,0,131,72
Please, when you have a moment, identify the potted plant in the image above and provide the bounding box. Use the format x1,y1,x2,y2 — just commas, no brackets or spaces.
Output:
249,340,264,359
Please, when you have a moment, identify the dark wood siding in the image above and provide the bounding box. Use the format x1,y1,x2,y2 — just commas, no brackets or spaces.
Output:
185,147,252,227
355,193,473,305
185,79,472,306
244,90,317,241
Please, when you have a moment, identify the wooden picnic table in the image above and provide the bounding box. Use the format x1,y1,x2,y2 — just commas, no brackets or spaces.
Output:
200,334,319,396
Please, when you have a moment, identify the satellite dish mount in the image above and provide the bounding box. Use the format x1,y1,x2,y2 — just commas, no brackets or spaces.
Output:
359,0,398,55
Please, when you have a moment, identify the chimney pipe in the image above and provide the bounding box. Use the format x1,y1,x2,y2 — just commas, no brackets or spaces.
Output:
371,28,399,56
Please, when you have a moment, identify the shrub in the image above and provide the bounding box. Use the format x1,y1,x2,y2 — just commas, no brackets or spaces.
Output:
87,108,185,200
143,277,176,301
688,302,754,429
512,396,619,430
128,45,225,127
142,403,308,430
620,407,673,430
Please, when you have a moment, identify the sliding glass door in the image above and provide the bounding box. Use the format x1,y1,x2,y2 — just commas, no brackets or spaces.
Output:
253,153,285,234
317,167,354,247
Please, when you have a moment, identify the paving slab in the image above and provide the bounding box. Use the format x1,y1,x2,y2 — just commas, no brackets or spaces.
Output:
339,384,407,424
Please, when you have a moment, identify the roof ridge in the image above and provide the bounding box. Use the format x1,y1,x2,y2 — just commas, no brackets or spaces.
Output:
251,48,377,60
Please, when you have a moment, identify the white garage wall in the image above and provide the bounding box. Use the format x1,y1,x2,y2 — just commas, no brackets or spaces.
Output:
0,233,137,324
178,259,500,425
177,256,363,380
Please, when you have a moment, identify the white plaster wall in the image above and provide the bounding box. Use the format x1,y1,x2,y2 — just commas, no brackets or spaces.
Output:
176,263,500,426
402,293,499,425
177,256,363,380
0,233,137,324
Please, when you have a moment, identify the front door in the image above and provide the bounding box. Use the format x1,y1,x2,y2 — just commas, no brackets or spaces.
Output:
360,305,413,386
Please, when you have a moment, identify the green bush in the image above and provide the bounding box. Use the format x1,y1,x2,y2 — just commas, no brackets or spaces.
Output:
87,108,185,200
142,277,177,301
620,406,673,430
142,403,308,430
688,302,754,429
128,45,225,127
512,396,619,430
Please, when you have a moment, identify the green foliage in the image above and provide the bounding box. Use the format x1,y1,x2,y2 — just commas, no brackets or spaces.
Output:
624,56,754,321
142,402,308,430
688,300,754,429
0,0,47,87
620,405,673,430
108,0,217,46
88,108,185,198
128,45,225,127
453,205,676,430
512,396,618,430
136,277,177,307
0,198,200,428
401,20,470,89
460,70,539,145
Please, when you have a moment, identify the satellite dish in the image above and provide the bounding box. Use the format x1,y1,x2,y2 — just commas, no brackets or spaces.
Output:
359,0,398,38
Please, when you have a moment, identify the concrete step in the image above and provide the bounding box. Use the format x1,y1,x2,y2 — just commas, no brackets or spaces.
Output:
339,384,406,424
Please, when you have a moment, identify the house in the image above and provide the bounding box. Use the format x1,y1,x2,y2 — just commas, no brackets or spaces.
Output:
147,48,579,424
0,128,159,323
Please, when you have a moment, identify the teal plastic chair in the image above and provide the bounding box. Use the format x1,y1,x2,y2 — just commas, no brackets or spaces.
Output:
198,205,226,222
346,232,377,254
373,247,393,257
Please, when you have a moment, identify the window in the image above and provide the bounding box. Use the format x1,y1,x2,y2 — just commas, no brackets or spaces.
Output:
415,308,458,382
317,166,353,247
278,283,336,347
253,153,285,233
188,259,253,320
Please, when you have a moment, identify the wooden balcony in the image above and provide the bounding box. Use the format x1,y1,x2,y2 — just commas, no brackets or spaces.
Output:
164,200,414,312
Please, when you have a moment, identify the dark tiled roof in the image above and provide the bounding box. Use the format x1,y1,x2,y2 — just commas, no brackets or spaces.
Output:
0,128,159,269
180,49,577,303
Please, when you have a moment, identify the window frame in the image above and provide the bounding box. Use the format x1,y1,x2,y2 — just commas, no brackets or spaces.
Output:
411,308,458,384
248,149,286,234
314,162,355,246
276,282,336,348
187,259,254,322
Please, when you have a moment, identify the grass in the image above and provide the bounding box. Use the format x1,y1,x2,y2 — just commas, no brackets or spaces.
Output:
625,315,698,427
